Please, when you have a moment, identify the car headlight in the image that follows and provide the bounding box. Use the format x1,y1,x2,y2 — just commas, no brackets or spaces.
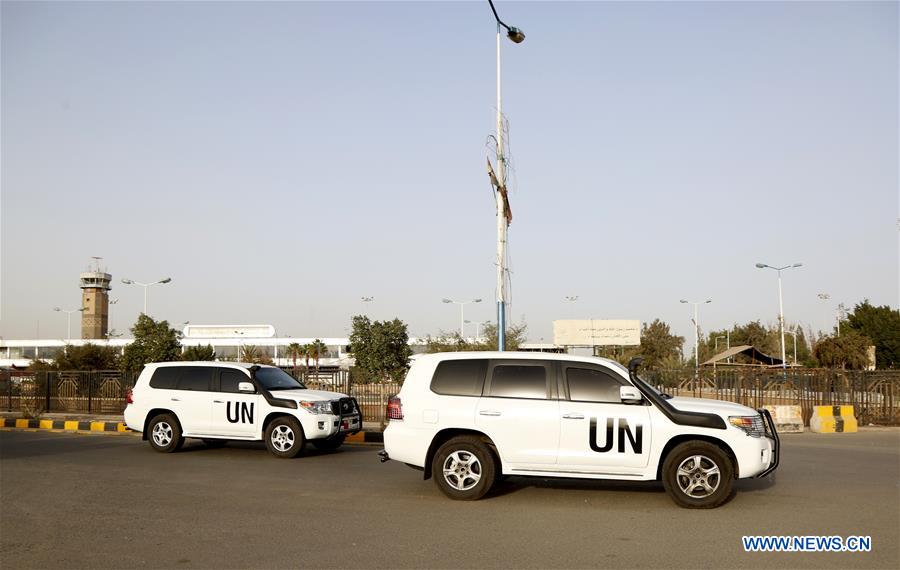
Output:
729,415,765,437
299,401,333,415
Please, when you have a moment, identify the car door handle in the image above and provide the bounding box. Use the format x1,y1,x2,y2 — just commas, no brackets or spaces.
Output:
479,410,501,417
213,400,224,404
562,413,584,420
170,398,181,402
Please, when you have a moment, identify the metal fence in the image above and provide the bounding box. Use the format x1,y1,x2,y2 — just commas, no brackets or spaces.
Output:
2,368,897,426
644,369,900,426
0,370,139,414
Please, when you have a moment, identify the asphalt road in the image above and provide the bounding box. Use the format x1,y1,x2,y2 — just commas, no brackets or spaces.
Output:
1,429,898,569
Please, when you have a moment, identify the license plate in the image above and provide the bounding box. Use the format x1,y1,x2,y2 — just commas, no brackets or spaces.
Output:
341,416,360,430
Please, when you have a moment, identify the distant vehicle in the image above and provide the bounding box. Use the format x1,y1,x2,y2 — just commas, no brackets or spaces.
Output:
380,352,778,508
124,362,361,458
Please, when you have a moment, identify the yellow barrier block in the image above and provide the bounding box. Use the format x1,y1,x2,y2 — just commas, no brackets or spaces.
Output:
64,421,79,431
15,419,29,428
345,432,365,444
39,420,54,430
810,405,857,433
90,422,106,432
117,423,128,432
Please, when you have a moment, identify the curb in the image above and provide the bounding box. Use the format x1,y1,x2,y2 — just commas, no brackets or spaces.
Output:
2,418,130,433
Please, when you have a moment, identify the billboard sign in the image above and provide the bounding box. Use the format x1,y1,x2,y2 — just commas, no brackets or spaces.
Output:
553,319,641,346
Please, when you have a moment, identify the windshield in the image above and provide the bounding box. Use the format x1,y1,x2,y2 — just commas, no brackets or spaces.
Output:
255,367,306,391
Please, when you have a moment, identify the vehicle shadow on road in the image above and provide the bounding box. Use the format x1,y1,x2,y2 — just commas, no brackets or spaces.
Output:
486,476,664,499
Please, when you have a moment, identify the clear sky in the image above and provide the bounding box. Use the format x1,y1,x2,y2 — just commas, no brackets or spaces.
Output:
1,0,897,346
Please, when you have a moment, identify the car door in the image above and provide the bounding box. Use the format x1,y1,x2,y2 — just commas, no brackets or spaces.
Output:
171,366,214,435
557,363,651,472
475,359,559,467
209,367,261,438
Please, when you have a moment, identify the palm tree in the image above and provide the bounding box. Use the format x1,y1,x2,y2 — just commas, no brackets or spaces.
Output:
240,344,259,363
285,342,304,375
308,339,328,378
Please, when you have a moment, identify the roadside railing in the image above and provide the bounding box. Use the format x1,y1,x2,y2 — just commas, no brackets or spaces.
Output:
2,368,897,426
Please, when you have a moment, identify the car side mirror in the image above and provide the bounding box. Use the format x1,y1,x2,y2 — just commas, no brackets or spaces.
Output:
238,381,255,393
620,386,643,404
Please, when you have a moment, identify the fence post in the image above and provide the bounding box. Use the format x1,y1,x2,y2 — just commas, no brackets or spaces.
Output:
6,372,11,412
44,371,51,411
88,372,93,414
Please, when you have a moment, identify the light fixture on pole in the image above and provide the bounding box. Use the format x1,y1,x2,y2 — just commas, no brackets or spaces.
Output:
680,299,711,373
756,262,802,371
564,295,579,302
443,298,483,338
121,277,172,315
486,0,524,352
53,306,84,343
107,298,119,338
361,296,374,302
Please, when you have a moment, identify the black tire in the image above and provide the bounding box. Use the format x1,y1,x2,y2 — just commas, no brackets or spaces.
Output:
264,416,305,458
311,435,345,451
432,436,496,501
202,438,228,448
147,413,184,453
662,441,735,509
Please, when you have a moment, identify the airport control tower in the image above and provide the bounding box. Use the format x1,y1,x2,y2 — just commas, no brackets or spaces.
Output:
80,257,112,339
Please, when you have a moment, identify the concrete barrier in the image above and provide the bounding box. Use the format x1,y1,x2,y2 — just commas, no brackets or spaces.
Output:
763,405,804,433
810,405,858,433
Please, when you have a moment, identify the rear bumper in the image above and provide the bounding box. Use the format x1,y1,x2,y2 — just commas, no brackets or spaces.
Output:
754,408,780,478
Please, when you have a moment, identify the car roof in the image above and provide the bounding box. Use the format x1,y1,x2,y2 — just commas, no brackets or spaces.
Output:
413,351,627,369
146,361,274,370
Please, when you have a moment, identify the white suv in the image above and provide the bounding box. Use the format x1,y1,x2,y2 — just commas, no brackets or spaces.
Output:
124,362,361,458
381,352,779,508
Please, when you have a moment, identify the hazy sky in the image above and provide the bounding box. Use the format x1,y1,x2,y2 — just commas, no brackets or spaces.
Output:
2,0,897,345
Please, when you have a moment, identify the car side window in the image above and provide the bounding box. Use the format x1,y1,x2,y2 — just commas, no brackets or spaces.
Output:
487,364,548,399
149,367,179,389
218,369,249,393
566,366,624,403
430,359,488,396
176,367,212,391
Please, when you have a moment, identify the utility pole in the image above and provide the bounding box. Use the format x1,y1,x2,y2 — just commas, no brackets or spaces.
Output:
486,0,524,351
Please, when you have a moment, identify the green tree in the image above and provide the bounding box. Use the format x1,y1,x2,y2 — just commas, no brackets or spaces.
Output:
424,322,528,353
182,344,216,361
120,314,181,373
813,330,872,370
54,343,121,370
636,319,684,369
845,300,900,368
349,315,413,383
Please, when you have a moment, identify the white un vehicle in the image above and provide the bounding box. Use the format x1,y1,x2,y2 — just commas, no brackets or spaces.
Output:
380,352,779,508
125,362,361,458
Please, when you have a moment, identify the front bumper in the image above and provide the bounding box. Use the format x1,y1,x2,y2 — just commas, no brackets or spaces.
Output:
754,408,780,478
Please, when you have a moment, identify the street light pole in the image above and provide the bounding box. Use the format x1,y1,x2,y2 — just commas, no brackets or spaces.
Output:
443,298,483,338
756,262,802,371
680,299,711,373
53,307,84,343
487,0,524,352
121,277,172,315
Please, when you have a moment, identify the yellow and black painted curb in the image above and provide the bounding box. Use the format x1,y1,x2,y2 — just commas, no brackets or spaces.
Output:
2,418,130,433
2,418,386,442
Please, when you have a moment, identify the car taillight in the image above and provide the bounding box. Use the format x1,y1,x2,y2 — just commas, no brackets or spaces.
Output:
386,395,403,420
126,389,133,404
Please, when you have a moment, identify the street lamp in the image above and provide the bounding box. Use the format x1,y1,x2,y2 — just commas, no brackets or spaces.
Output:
443,298,483,338
756,262,802,371
121,277,172,315
486,0,524,352
361,296,374,302
564,295,579,302
817,293,845,336
680,299,711,373
53,306,84,343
